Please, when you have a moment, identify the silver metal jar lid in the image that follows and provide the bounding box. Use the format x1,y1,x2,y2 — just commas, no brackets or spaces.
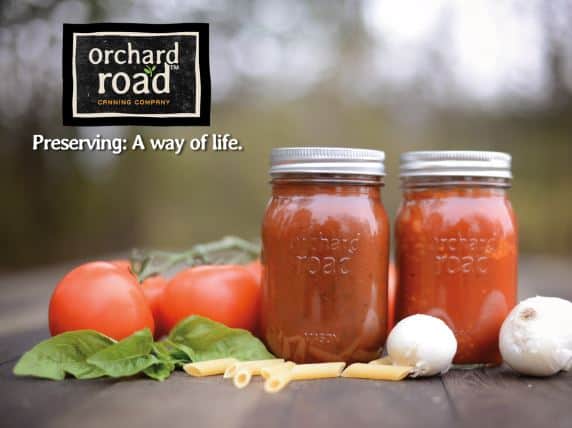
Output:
270,147,386,177
400,151,512,179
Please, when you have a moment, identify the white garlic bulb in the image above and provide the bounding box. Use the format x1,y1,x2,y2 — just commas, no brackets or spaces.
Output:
387,314,457,377
499,296,572,376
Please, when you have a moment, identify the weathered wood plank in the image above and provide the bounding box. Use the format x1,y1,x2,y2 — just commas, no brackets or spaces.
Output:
241,376,456,428
0,328,49,364
1,256,571,428
43,374,272,428
5,362,571,428
0,265,67,337
0,361,119,428
442,365,572,428
0,371,455,428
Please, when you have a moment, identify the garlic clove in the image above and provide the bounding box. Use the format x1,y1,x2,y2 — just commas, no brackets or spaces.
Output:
499,296,572,377
387,314,457,377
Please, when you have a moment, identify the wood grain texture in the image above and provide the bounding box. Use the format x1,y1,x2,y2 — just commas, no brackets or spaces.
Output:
252,377,455,428
0,256,571,428
442,366,572,428
0,328,49,364
0,366,454,428
0,360,119,428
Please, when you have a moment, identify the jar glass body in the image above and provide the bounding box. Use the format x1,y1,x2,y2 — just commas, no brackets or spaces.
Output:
261,174,389,363
395,177,518,365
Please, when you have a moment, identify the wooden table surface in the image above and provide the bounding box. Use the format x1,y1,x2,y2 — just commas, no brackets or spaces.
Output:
1,256,571,428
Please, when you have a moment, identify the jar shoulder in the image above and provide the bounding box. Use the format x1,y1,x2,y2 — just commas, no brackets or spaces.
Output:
264,194,388,224
396,195,517,235
263,194,389,246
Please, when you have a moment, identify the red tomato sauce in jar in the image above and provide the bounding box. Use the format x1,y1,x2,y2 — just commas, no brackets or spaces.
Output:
395,151,518,365
261,148,389,363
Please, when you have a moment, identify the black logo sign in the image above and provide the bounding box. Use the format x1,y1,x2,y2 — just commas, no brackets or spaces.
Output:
62,23,210,126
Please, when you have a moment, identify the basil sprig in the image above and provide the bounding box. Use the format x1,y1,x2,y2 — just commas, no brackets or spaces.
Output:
13,316,273,381
168,316,273,362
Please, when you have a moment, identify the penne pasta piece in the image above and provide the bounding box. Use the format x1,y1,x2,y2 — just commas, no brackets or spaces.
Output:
264,364,295,393
183,358,238,377
243,359,285,375
223,366,236,379
233,368,252,389
290,362,346,380
261,361,296,379
224,358,284,378
342,363,412,381
369,356,392,365
264,362,345,393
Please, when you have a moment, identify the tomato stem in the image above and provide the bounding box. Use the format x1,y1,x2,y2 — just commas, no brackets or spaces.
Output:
132,236,260,282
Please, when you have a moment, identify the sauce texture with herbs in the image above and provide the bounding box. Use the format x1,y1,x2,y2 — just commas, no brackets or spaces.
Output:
395,186,517,364
261,178,389,363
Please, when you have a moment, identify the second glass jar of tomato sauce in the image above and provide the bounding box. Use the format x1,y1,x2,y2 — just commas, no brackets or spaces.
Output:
395,151,518,365
261,147,389,363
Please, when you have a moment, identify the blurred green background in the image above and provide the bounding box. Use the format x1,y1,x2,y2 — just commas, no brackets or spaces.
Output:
1,0,571,271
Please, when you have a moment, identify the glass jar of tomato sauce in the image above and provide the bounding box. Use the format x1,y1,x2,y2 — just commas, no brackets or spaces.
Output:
261,147,389,363
395,151,518,365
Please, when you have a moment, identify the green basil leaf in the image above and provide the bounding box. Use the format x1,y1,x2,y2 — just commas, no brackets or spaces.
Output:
169,342,195,364
141,343,178,381
144,359,174,381
153,341,192,366
87,328,157,378
13,330,115,380
168,316,274,362
151,342,171,359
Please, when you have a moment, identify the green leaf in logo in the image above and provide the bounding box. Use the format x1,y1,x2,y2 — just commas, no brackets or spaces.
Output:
143,65,156,76
143,66,150,76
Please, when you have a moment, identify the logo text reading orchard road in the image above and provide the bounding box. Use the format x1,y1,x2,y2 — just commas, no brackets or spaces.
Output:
62,23,211,126
88,41,180,95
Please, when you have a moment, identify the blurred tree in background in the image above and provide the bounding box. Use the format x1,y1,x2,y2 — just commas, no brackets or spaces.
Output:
1,0,571,270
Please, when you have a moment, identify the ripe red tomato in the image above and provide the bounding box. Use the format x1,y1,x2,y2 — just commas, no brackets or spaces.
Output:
161,265,260,333
110,259,132,274
141,275,168,339
387,261,397,332
110,259,168,338
49,262,155,340
244,260,262,285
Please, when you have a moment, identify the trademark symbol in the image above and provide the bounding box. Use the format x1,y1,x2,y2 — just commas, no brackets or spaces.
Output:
170,64,179,70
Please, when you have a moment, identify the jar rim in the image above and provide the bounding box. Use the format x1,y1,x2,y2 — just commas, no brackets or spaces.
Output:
401,176,511,189
271,173,384,186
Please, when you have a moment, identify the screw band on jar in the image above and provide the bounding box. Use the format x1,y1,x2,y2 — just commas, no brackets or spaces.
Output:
399,150,512,188
270,147,386,177
400,150,511,177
